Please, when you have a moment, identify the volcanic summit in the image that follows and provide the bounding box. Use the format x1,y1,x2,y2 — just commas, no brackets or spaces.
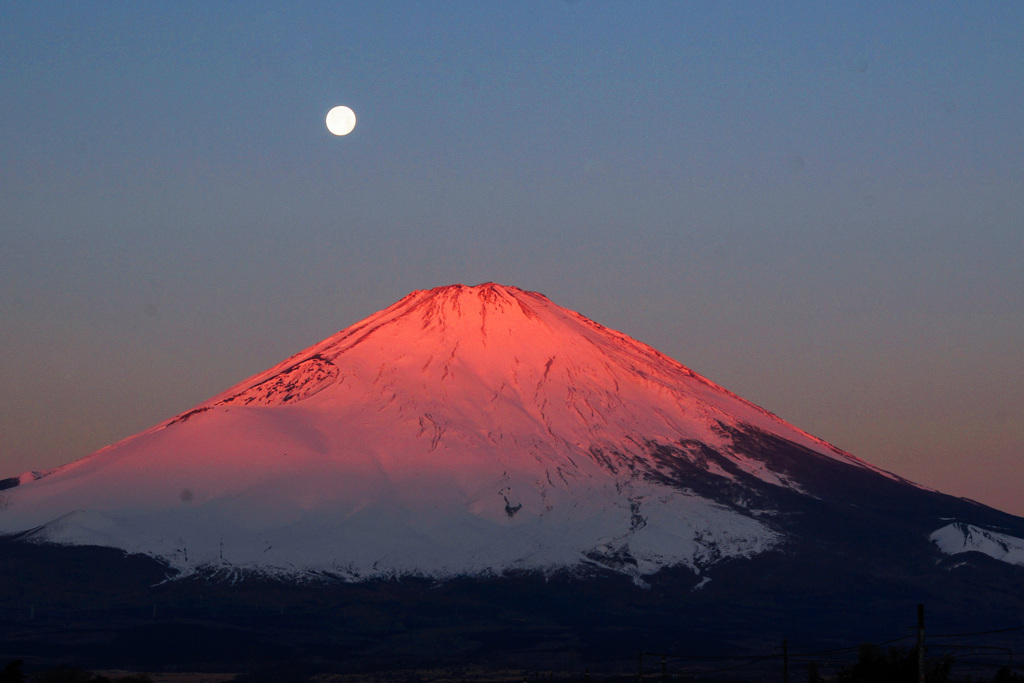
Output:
1,283,1019,584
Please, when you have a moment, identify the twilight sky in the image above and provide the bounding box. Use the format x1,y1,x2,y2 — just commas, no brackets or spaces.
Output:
2,2,1022,514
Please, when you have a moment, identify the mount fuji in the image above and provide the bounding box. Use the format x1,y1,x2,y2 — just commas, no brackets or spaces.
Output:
3,283,1024,669
2,283,1022,580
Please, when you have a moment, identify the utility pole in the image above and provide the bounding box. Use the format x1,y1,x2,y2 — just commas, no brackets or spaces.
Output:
661,655,667,683
917,604,926,683
782,639,789,683
638,651,643,683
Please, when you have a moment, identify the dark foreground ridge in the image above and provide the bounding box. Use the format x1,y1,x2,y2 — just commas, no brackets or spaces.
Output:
2,536,1024,679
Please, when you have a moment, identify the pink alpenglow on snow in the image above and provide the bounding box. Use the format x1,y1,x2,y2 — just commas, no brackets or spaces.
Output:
0,283,904,581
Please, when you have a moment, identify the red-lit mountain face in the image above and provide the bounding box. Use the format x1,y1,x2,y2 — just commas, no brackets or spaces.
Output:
1,284,1020,583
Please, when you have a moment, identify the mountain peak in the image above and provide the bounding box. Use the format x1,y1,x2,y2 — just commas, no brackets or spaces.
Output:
395,282,549,333
422,281,534,298
397,282,541,309
1,284,903,581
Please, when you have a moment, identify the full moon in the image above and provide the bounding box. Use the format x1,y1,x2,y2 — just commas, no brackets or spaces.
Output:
325,105,356,136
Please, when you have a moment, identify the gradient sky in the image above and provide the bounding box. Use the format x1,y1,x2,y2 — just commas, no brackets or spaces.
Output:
2,2,1022,514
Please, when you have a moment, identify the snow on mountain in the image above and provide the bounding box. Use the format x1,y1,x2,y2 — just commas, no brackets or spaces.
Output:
0,470,48,493
1,283,902,581
931,522,1024,566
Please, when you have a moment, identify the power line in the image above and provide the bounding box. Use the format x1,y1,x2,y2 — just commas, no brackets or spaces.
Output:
929,626,1024,639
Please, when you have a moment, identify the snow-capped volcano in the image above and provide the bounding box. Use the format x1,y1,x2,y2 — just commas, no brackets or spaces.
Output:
0,283,998,581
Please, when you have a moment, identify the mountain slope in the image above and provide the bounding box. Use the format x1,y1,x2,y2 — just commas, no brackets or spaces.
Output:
1,283,1019,584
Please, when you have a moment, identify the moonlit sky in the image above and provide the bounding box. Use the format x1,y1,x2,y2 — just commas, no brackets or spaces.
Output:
2,3,1022,514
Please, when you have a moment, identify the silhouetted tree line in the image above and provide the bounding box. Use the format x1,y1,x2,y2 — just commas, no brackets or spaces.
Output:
0,661,152,683
5,656,1024,682
801,643,1024,683
994,666,1024,683
828,644,951,682
0,660,24,683
231,663,318,683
